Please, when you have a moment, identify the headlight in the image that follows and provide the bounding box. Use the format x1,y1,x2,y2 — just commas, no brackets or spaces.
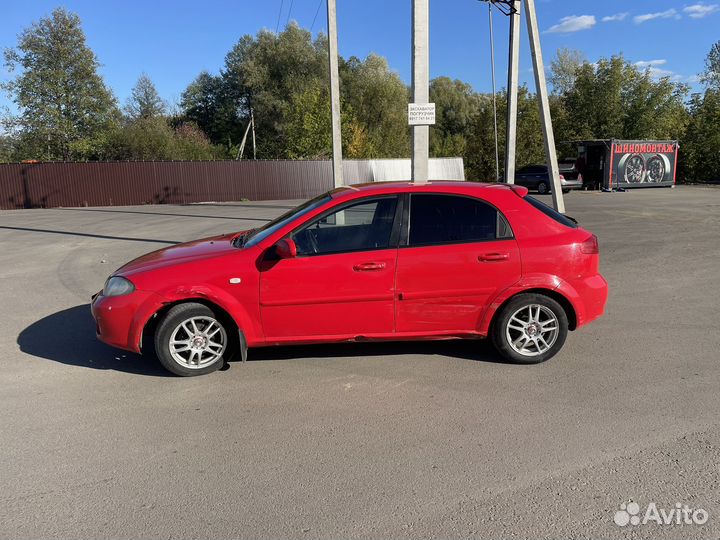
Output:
102,276,135,297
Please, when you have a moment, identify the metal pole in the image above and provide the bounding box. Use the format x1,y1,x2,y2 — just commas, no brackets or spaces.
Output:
504,0,520,184
524,0,564,212
327,0,344,187
488,3,500,182
251,108,256,160
411,0,430,184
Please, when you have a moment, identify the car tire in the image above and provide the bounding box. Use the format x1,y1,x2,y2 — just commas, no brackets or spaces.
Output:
537,182,549,194
562,188,571,194
154,302,232,376
490,293,568,365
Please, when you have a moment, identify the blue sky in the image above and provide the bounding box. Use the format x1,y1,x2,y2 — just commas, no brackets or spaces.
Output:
1,0,718,112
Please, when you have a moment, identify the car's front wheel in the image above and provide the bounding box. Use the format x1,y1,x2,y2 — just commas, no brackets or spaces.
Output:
537,181,549,194
491,293,568,364
154,303,230,376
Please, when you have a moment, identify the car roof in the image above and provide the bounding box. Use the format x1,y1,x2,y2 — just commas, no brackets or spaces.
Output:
330,180,525,198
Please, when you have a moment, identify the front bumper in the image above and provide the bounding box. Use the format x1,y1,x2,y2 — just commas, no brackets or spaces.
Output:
91,289,163,352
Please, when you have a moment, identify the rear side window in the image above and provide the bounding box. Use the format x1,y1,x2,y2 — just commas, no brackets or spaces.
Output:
524,196,578,228
407,194,512,246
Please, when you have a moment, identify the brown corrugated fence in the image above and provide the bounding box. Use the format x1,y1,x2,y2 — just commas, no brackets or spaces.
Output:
0,158,465,209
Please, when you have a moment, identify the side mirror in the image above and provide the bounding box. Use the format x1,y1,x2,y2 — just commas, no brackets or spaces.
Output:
274,238,297,259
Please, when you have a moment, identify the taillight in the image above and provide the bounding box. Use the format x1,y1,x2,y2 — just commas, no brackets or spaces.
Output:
559,173,565,180
580,234,599,254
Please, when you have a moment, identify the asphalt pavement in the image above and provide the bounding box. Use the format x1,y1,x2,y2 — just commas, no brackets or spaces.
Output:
1,186,719,539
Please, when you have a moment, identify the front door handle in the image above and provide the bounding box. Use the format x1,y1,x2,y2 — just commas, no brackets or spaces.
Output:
478,252,509,262
353,262,386,272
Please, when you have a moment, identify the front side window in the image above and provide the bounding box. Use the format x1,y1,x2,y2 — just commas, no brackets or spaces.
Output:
292,197,398,256
408,194,510,246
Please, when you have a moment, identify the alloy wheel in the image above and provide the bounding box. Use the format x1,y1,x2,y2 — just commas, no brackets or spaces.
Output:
505,304,560,357
168,316,227,369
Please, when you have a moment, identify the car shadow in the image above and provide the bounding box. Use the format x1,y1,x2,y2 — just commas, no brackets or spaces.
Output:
17,304,171,377
18,305,513,376
248,337,514,365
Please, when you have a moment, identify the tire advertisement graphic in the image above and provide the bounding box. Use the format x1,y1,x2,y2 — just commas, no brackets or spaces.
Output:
612,141,677,188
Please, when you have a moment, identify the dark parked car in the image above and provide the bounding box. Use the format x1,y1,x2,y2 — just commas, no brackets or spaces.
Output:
515,164,582,194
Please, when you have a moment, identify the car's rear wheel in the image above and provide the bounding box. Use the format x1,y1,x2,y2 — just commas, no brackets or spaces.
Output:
155,303,230,376
537,181,549,194
491,293,568,364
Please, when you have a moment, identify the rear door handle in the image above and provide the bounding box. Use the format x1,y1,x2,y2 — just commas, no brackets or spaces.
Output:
353,262,386,272
478,252,509,262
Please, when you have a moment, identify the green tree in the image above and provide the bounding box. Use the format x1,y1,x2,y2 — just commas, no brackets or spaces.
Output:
557,54,688,142
466,86,546,181
550,48,586,95
680,90,720,183
0,134,16,162
700,41,720,90
429,77,480,158
107,117,221,161
340,54,410,158
181,70,239,149
221,24,328,158
125,73,166,119
2,8,119,160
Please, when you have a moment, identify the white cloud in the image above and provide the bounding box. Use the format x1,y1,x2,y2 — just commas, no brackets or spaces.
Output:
683,4,720,18
602,12,629,22
649,67,676,78
634,59,668,68
634,9,679,23
545,15,597,33
633,59,684,81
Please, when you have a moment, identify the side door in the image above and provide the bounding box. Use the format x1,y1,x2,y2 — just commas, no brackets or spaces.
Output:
395,193,521,334
259,195,401,341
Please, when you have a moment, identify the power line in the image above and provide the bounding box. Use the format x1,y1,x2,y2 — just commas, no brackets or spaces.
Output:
310,0,324,32
275,0,285,33
285,0,295,26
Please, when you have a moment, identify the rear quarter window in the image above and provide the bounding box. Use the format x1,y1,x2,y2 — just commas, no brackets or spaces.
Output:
524,196,578,228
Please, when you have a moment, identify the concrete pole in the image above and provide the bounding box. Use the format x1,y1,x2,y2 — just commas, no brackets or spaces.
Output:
327,0,344,187
504,0,520,185
411,0,429,184
524,0,565,212
488,3,500,182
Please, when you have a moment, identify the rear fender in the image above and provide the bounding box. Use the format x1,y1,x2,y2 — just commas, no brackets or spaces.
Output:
478,273,577,334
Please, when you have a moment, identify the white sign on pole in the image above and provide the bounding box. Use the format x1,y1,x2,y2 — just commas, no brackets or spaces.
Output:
408,103,436,126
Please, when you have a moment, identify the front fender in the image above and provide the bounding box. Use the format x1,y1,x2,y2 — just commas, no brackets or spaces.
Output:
128,284,263,351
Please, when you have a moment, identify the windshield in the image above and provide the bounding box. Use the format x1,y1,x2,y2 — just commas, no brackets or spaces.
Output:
243,193,332,248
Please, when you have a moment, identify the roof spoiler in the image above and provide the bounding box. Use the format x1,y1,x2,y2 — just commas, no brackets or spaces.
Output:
509,184,529,197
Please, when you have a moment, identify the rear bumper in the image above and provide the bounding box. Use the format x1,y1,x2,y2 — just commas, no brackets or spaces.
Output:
557,274,608,328
91,290,164,352
561,180,583,190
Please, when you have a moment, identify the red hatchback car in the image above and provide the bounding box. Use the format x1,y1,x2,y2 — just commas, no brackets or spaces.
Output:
91,181,608,376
